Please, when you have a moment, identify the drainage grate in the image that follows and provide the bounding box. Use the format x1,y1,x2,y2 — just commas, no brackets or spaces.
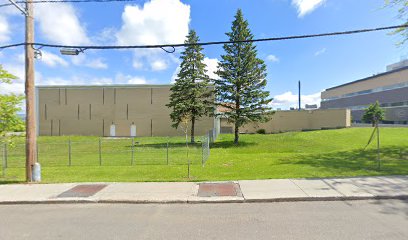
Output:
57,184,107,198
198,182,242,197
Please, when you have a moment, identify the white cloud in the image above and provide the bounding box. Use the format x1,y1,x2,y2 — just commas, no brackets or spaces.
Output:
171,57,219,83
314,47,326,56
40,51,69,67
94,27,117,44
132,59,144,70
116,0,190,45
203,57,219,80
0,62,42,95
151,59,168,71
84,58,108,69
270,91,321,109
38,76,113,86
127,77,148,84
2,63,24,80
170,66,180,83
116,0,190,71
266,54,280,62
292,0,326,17
115,73,148,84
71,55,108,69
0,15,10,43
36,3,90,45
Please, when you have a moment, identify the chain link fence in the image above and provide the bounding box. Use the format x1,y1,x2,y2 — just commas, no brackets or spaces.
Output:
1,130,216,175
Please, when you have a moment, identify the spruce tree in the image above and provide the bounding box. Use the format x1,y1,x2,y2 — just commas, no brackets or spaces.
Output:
215,9,273,144
167,30,212,143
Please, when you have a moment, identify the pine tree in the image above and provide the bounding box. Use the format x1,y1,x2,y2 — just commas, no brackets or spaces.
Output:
167,30,213,143
215,9,273,144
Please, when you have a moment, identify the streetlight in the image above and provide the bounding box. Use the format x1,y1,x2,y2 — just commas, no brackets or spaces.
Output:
60,48,82,56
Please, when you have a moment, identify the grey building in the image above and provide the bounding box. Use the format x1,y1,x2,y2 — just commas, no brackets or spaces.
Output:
321,61,408,124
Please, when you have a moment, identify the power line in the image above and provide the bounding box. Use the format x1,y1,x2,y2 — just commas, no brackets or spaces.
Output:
0,0,140,8
0,24,407,51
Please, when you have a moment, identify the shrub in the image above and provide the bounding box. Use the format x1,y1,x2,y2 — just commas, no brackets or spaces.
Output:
362,101,385,126
256,129,266,134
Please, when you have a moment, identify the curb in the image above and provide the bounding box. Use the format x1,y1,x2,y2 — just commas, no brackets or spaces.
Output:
0,195,407,205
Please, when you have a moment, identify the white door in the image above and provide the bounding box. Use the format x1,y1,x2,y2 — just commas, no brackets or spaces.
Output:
110,124,116,137
130,124,136,137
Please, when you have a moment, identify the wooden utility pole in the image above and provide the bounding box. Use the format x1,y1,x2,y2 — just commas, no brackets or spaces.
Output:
25,0,36,182
7,0,37,182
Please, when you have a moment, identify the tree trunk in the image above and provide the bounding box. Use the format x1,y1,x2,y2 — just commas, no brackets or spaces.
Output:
234,123,239,144
191,116,195,143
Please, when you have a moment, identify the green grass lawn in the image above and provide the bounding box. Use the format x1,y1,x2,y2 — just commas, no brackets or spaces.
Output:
1,127,408,183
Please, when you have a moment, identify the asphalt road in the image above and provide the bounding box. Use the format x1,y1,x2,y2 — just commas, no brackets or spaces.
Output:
1,200,408,240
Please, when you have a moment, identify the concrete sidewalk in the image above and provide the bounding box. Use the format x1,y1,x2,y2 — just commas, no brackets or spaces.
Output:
0,176,407,204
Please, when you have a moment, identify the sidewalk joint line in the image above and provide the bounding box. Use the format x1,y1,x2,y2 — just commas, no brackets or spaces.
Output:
290,179,310,197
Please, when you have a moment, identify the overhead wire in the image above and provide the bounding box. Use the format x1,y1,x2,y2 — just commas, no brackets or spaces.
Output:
0,24,407,53
0,0,140,8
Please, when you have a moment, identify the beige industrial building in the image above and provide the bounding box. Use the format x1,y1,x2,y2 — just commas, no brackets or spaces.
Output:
37,84,351,137
36,85,216,137
220,109,351,134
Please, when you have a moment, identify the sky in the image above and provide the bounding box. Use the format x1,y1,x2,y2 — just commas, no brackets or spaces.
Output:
0,0,406,110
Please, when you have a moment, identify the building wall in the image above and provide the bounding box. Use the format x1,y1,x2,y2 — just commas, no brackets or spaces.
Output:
321,67,408,100
351,107,408,124
320,66,408,123
37,85,215,137
220,109,350,134
321,87,408,109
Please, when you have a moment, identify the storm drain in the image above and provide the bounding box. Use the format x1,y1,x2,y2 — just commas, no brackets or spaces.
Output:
57,184,107,198
198,182,242,197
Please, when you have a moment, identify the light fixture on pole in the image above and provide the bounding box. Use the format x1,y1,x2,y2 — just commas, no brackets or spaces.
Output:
60,48,85,56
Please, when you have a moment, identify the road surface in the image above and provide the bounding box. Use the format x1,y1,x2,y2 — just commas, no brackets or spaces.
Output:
1,200,407,239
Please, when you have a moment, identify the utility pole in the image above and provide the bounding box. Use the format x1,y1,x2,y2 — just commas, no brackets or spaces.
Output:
298,81,301,111
25,0,36,182
8,0,36,182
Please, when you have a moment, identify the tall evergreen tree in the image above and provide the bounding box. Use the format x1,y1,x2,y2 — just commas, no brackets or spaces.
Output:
167,30,212,143
215,9,273,144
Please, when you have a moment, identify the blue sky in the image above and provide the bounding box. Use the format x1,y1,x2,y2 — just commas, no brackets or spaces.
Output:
0,0,406,109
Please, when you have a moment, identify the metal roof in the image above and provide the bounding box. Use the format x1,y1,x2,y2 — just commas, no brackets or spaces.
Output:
36,84,174,89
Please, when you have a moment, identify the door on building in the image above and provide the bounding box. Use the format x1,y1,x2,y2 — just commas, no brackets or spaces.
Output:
130,124,137,137
110,124,116,137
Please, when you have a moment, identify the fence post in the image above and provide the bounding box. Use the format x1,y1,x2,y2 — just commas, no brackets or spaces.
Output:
2,144,6,178
207,132,210,157
376,124,381,170
166,138,169,165
201,139,204,167
4,143,7,169
188,159,190,179
99,138,102,166
131,138,134,166
68,138,72,166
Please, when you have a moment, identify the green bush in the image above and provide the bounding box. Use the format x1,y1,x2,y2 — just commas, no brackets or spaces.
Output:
256,129,266,134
